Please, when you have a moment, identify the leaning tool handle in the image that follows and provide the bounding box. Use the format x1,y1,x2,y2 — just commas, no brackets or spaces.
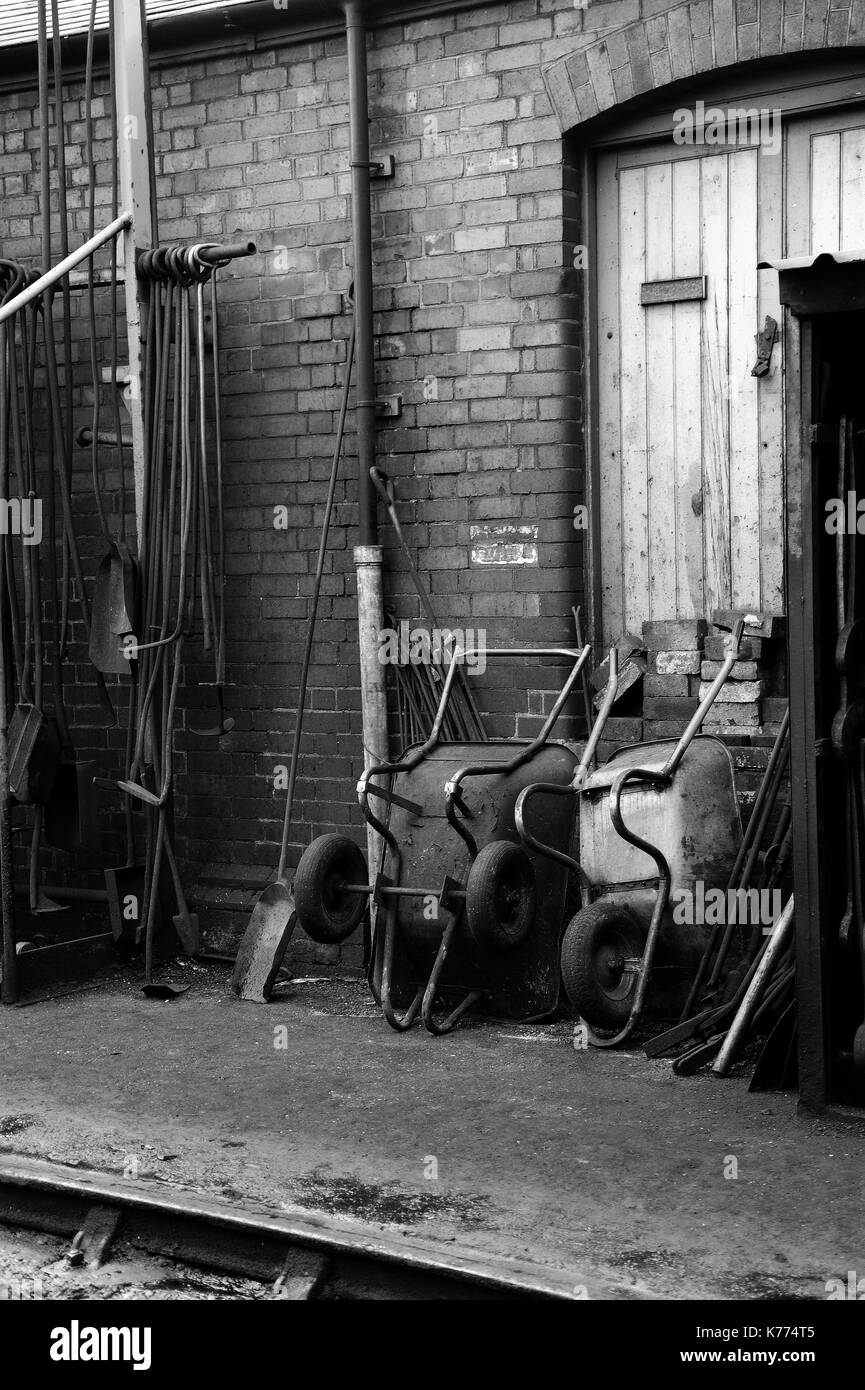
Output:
513,645,618,900
595,619,745,1048
369,465,486,741
358,647,465,845
711,893,795,1076
441,647,591,858
574,645,618,789
659,618,745,780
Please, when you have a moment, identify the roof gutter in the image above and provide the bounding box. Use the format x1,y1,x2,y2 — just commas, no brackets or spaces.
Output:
0,0,485,79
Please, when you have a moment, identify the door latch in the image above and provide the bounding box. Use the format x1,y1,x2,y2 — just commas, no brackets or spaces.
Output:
750,315,778,377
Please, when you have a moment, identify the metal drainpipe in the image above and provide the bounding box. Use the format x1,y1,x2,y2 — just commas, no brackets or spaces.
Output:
345,1,389,882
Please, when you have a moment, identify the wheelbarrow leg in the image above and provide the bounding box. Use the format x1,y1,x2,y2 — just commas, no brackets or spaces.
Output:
379,900,424,1031
421,906,484,1036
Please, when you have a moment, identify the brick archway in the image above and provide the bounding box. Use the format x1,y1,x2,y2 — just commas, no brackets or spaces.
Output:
543,0,865,132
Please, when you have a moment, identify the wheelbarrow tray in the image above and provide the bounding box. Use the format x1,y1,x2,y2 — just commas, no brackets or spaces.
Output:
372,739,581,1021
579,736,743,987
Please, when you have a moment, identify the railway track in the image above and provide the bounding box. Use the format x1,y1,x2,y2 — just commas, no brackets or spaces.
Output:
0,1156,578,1300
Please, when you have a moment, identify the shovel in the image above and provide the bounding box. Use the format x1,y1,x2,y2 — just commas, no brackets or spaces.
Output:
89,541,137,675
80,414,137,676
29,806,67,915
232,322,356,1002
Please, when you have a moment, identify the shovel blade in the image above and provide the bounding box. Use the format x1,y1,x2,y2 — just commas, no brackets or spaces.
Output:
231,882,297,1003
105,865,146,944
109,544,137,635
142,983,190,1000
30,891,68,915
8,708,61,805
173,910,200,957
90,550,135,674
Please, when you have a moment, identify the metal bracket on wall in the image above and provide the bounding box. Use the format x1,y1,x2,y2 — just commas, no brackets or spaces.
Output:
375,394,403,420
350,155,396,178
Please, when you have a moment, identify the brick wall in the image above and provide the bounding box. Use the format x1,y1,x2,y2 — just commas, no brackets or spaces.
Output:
0,1,596,955
0,0,820,956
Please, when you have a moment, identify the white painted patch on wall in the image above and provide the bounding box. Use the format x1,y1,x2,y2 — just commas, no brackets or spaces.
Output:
470,523,539,566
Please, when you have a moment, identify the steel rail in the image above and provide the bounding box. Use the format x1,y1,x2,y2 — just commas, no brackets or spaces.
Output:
0,1155,580,1301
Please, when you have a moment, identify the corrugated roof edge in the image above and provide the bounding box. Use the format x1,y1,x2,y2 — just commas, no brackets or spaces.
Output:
759,251,865,270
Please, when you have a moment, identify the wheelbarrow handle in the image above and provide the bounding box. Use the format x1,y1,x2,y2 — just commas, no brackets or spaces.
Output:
515,780,591,902
582,765,675,1049
357,646,465,806
608,766,673,881
443,645,590,856
574,645,618,788
661,618,745,778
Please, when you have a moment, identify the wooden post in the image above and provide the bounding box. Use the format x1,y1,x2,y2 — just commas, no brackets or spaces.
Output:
112,0,155,550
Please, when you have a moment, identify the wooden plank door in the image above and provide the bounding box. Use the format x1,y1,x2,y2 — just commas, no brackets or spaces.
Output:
594,140,783,644
785,104,865,255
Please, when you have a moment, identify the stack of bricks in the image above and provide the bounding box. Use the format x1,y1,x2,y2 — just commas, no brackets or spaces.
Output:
639,612,786,747
700,611,786,744
641,619,706,741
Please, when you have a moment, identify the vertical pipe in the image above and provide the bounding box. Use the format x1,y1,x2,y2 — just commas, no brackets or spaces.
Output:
345,2,389,879
345,0,376,548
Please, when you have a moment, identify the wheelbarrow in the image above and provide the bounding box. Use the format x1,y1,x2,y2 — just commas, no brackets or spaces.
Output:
292,644,591,1034
507,623,746,1047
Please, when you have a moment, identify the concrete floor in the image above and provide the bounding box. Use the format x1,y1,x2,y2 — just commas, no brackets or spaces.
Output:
1,962,864,1300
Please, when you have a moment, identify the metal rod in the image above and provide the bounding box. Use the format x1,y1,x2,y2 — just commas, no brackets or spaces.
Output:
661,619,744,780
76,427,132,449
0,214,131,327
712,894,796,1077
14,933,113,953
197,241,256,265
14,886,109,903
574,645,617,787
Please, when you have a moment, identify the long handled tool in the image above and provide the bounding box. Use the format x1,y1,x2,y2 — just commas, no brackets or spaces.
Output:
369,465,486,743
232,321,356,1002
712,894,795,1076
189,250,233,737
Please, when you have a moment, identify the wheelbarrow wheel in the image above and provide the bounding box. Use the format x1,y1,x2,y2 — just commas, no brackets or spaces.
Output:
293,834,367,944
561,902,645,1029
465,840,536,954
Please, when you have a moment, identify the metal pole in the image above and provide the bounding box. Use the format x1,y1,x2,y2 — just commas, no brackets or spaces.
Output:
345,2,389,879
0,215,132,328
112,0,155,549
